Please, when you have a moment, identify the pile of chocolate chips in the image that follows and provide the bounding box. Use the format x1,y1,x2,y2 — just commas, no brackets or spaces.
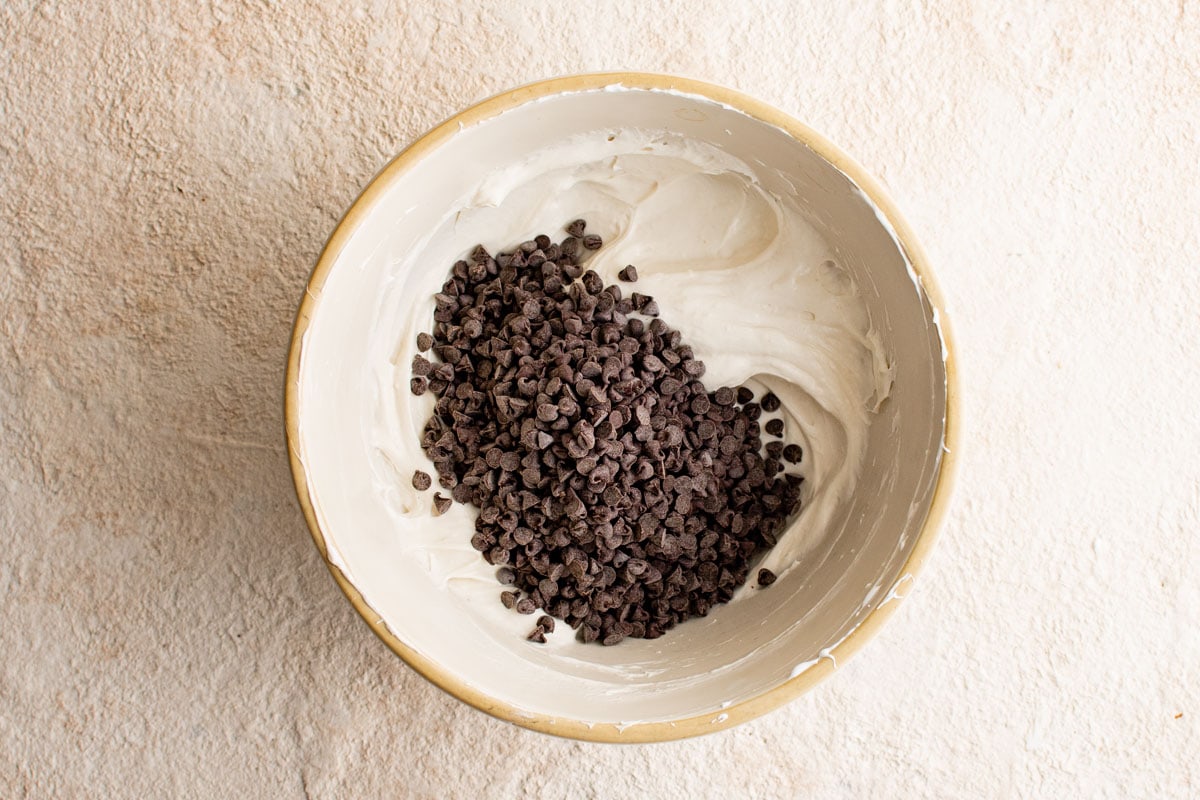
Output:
408,220,803,645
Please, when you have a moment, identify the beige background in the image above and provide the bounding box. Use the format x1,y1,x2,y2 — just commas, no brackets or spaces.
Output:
2,1,1197,797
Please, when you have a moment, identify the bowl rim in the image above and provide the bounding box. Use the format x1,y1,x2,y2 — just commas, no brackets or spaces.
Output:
284,71,961,743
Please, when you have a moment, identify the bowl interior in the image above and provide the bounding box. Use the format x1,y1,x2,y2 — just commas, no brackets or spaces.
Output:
293,82,947,731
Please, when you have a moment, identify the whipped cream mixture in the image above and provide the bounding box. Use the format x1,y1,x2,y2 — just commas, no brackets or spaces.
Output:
358,129,893,650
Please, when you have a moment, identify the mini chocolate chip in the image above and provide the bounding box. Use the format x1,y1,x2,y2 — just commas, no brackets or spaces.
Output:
410,377,428,395
412,470,432,491
765,418,784,437
412,355,431,376
783,444,803,463
416,332,433,352
736,386,754,404
642,354,665,372
761,392,781,412
566,219,587,237
757,568,776,587
618,265,638,282
432,493,451,515
582,234,602,250
582,270,604,294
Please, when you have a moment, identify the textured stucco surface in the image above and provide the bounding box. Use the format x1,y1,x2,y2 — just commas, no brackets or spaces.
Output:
2,1,1198,797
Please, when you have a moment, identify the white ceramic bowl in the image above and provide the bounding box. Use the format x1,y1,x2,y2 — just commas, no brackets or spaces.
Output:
286,73,957,742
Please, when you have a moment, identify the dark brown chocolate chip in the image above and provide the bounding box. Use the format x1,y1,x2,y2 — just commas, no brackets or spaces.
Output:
412,470,432,491
765,418,784,437
617,265,638,282
432,493,451,516
582,234,602,250
736,386,754,404
566,219,587,237
757,568,776,587
783,444,803,464
761,392,781,412
410,377,428,395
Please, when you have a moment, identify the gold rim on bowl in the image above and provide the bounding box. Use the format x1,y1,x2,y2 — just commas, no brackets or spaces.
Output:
284,72,960,743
